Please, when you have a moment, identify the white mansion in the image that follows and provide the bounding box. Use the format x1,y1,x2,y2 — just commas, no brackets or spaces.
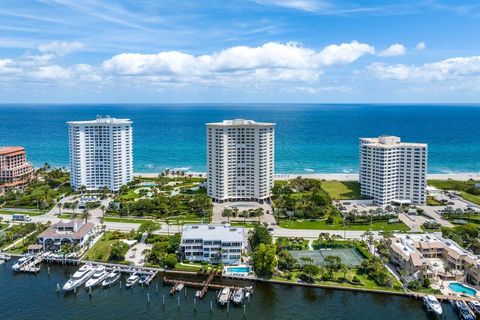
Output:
67,117,133,192
180,224,247,265
206,119,275,203
359,135,428,206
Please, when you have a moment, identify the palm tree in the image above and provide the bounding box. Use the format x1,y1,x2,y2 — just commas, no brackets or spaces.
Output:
81,208,91,223
57,202,63,216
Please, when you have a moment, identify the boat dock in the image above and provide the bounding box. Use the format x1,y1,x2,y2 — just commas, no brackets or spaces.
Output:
19,255,43,273
163,271,250,299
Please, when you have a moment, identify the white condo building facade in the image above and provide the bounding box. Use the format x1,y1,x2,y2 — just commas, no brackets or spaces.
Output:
206,119,275,203
359,136,428,206
67,117,133,192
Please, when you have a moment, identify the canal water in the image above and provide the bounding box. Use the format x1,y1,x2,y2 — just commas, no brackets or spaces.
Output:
0,260,459,319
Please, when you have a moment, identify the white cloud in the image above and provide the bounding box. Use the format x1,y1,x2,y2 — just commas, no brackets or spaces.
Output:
103,41,374,83
378,43,406,57
415,42,426,51
252,0,329,12
368,56,480,81
38,41,85,56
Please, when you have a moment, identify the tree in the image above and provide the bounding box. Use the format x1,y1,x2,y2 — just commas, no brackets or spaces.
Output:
109,241,129,261
422,276,431,288
277,250,297,271
252,244,276,277
81,208,91,223
249,224,272,250
138,220,160,235
163,253,178,269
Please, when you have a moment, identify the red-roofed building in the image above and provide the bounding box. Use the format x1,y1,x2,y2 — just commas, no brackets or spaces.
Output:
0,146,34,190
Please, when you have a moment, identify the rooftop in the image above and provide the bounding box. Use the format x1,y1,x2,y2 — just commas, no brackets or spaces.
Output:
360,136,427,148
206,119,275,127
67,116,132,125
0,146,25,156
37,220,95,240
182,224,246,243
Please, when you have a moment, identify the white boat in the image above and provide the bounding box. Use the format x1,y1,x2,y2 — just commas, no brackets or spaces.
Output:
217,287,231,306
195,291,201,298
12,256,33,271
232,288,244,304
125,274,139,288
176,283,184,292
423,295,442,316
85,265,108,289
138,274,150,286
102,270,121,287
0,253,11,261
63,264,95,292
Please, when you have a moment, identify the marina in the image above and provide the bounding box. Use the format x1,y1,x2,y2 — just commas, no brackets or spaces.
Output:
0,258,466,320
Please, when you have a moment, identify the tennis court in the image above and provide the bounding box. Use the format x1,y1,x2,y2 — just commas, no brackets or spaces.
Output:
289,248,365,267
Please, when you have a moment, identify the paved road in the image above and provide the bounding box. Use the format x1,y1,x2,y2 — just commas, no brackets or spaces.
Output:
270,227,382,240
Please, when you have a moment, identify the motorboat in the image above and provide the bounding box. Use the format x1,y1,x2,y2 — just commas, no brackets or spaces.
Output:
423,295,442,316
85,265,109,289
0,253,11,261
12,256,33,271
102,270,121,287
63,264,95,292
195,291,201,298
125,274,139,288
455,300,475,320
232,288,245,304
217,287,231,306
138,274,150,286
467,300,480,317
176,283,184,292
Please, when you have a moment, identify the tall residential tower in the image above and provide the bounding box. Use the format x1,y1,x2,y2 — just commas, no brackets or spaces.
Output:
359,136,428,206
67,117,133,191
206,119,275,203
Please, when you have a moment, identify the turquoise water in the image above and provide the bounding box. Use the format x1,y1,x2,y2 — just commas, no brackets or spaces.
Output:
448,282,477,296
1,104,480,173
226,267,251,273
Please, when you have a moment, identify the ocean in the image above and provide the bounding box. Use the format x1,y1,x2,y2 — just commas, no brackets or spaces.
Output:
0,104,479,174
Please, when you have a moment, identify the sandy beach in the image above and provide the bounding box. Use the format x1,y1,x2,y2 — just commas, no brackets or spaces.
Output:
134,172,480,181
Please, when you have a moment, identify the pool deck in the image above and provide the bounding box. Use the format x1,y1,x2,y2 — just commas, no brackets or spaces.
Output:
438,281,479,300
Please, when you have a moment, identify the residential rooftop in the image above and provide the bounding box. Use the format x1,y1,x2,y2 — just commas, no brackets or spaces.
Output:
0,146,25,156
360,136,427,148
67,116,132,125
206,119,275,127
182,224,246,243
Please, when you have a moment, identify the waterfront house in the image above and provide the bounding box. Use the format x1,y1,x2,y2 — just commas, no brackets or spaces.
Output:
388,233,480,284
37,220,96,252
180,224,247,265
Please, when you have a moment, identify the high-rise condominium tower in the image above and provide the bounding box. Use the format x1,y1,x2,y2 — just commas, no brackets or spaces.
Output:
206,119,275,203
359,136,427,206
67,117,133,191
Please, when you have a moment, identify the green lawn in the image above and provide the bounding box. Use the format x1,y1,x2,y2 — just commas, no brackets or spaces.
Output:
278,218,409,232
104,217,148,224
428,179,479,190
459,191,480,205
230,221,260,228
321,181,362,200
84,232,131,262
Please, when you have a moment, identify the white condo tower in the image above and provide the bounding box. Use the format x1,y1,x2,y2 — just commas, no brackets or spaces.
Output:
359,135,428,206
206,119,275,203
67,116,133,191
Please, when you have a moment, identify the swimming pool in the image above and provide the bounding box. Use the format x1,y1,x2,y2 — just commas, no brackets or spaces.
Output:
225,266,251,274
448,282,477,296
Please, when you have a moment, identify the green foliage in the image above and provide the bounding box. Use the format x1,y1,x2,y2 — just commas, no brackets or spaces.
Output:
163,254,178,269
422,277,431,288
138,220,160,234
360,256,393,287
275,237,308,251
442,224,480,253
249,224,272,250
277,249,297,271
108,241,129,262
252,244,277,277
146,233,181,266
407,279,420,290
272,178,336,219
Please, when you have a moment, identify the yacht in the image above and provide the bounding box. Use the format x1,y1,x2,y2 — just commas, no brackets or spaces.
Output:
467,300,480,317
102,270,121,287
423,295,442,316
455,300,475,320
125,274,139,288
63,264,95,292
138,274,150,286
217,287,231,306
12,256,33,271
85,265,109,289
176,283,184,292
232,288,245,304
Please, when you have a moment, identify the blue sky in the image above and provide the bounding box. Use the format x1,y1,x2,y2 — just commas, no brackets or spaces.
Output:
1,0,480,103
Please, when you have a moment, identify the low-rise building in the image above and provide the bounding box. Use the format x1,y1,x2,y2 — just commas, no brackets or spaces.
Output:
180,224,247,265
388,233,479,284
37,220,96,252
0,146,34,192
